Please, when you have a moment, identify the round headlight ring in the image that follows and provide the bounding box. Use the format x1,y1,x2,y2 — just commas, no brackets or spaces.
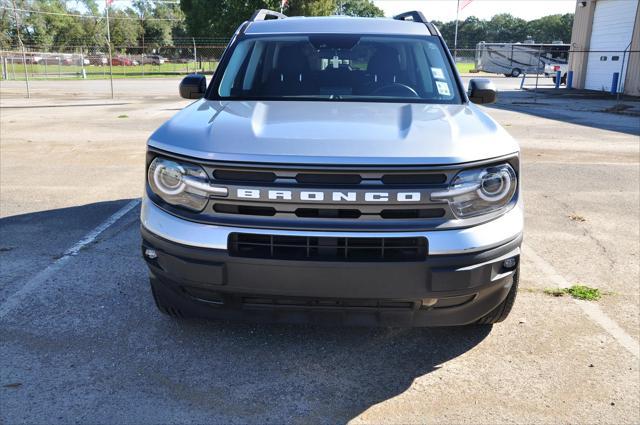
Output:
153,161,186,196
477,168,512,202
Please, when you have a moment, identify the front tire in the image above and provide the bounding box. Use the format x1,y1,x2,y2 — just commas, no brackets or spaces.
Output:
511,68,522,78
475,267,519,324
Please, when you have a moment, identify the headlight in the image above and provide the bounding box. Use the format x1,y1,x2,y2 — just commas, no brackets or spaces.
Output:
431,163,517,218
148,157,227,212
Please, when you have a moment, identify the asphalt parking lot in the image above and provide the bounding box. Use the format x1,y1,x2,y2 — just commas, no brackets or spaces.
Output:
1,76,639,424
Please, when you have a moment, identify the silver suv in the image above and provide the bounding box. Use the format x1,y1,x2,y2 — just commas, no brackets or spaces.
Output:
141,10,522,326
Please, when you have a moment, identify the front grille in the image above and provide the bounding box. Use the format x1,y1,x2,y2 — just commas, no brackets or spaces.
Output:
212,169,276,183
214,204,276,216
199,164,458,230
229,233,428,262
381,173,447,185
296,173,363,185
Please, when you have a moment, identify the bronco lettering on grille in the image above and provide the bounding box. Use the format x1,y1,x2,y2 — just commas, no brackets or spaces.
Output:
235,189,422,202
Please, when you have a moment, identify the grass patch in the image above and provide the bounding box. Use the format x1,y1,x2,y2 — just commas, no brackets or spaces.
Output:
456,62,476,73
117,115,128,119
566,285,601,301
3,61,219,81
544,285,602,301
543,288,566,297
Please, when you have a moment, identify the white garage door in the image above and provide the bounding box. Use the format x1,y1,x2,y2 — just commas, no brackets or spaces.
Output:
585,0,639,91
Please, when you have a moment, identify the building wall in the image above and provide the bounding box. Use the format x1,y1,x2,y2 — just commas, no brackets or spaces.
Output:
568,0,640,96
568,0,597,88
624,3,640,96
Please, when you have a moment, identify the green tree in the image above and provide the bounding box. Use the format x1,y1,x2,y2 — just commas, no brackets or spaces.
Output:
181,0,378,38
1,1,16,48
525,14,574,43
108,7,142,48
485,13,528,43
133,0,184,49
286,0,334,16
337,0,384,17
180,0,280,39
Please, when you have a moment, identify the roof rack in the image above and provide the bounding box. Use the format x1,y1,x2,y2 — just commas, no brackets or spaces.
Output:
393,11,427,23
393,10,437,36
250,9,287,22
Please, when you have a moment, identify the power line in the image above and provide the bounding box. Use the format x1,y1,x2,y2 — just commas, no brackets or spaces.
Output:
0,6,182,21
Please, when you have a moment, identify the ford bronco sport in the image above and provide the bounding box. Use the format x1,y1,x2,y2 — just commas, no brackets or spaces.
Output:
141,10,523,326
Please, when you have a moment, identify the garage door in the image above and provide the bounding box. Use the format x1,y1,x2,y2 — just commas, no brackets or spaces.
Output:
585,0,639,91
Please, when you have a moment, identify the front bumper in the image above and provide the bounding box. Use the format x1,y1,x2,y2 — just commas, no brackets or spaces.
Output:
141,198,523,326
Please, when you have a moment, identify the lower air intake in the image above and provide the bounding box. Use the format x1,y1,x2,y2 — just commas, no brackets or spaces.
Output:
228,233,427,262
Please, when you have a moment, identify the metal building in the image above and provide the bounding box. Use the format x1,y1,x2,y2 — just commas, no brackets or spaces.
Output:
568,0,640,95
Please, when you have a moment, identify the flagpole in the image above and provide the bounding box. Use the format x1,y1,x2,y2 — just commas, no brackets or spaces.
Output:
453,0,460,64
106,1,114,99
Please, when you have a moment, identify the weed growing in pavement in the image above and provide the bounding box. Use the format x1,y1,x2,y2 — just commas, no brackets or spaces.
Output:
543,285,602,301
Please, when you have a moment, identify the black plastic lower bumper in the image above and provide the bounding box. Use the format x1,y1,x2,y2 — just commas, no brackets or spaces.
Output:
141,226,522,327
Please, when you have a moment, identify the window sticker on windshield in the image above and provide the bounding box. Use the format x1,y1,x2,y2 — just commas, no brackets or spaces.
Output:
431,67,445,80
436,81,451,96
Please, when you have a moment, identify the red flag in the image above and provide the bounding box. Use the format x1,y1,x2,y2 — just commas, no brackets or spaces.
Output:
106,0,113,5
460,0,474,10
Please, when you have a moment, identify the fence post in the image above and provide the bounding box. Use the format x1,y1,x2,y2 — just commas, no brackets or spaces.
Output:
1,57,6,80
80,48,86,79
555,70,561,89
44,57,47,78
567,70,573,89
58,56,62,79
533,46,542,103
520,73,526,89
10,57,15,80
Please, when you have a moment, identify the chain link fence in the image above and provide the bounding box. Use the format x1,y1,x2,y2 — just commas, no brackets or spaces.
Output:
1,43,637,100
0,42,228,81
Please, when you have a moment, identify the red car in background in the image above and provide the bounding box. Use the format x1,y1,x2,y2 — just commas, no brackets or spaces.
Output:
111,56,133,66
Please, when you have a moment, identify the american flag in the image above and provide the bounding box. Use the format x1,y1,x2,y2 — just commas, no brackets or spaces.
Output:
460,0,474,10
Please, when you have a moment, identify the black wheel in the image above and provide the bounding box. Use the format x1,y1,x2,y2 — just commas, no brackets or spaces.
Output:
503,73,511,77
150,278,185,318
552,76,557,85
475,267,519,325
561,75,567,85
510,68,522,78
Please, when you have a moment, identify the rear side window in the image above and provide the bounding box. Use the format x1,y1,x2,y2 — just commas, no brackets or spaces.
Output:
215,34,461,103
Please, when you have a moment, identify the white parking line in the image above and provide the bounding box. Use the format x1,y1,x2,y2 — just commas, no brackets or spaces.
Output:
525,245,639,359
0,199,140,321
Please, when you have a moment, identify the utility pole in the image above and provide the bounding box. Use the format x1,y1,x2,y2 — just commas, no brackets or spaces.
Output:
11,0,30,98
192,37,197,71
106,0,114,99
453,0,460,64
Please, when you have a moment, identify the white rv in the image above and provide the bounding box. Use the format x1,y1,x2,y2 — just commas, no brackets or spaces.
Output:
475,41,570,77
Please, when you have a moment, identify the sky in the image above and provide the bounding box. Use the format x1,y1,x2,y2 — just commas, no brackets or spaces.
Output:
373,0,577,21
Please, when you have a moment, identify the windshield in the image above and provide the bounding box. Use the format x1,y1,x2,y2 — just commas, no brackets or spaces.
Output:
213,34,461,103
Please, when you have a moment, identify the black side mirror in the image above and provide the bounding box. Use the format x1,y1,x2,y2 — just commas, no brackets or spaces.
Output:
468,79,497,104
179,74,207,99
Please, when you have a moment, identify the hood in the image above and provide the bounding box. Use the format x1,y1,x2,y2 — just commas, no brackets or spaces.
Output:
148,100,519,166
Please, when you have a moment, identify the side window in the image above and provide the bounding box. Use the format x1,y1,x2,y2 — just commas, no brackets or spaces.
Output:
219,41,253,96
422,43,454,99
